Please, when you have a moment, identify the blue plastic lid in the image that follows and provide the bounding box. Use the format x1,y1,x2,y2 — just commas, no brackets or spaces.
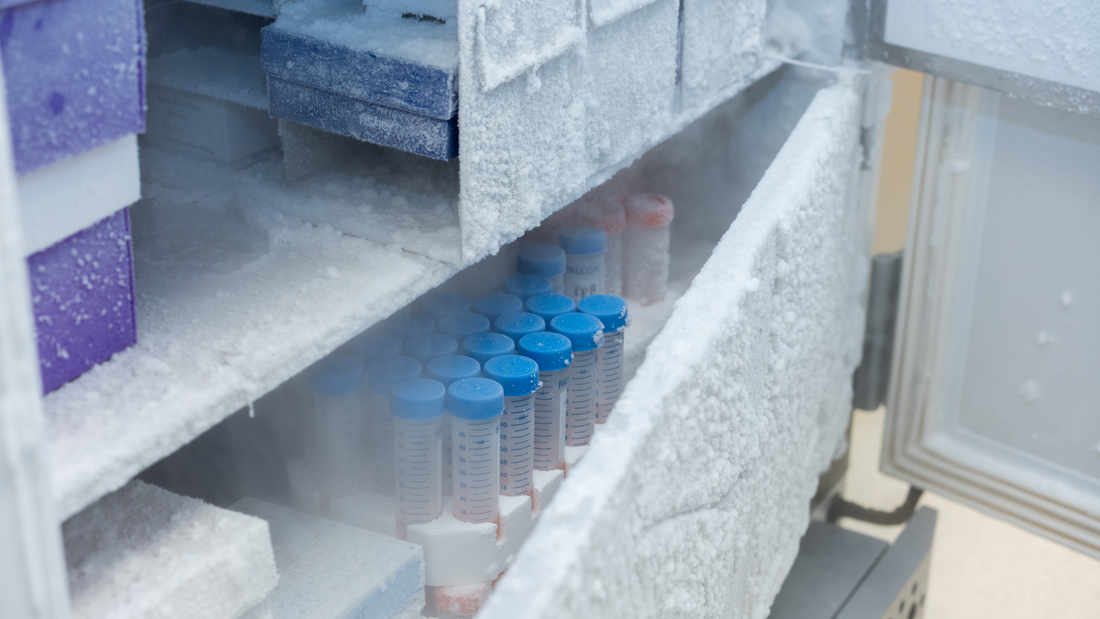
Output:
385,312,435,339
517,244,566,278
504,274,553,301
438,312,491,341
447,378,504,421
419,292,470,321
405,333,458,364
558,227,607,255
578,294,630,332
367,355,423,396
517,333,572,372
549,313,604,352
390,378,446,420
462,333,515,365
347,332,402,364
494,311,546,347
309,355,365,396
525,294,576,322
473,293,524,322
483,355,539,397
426,354,481,387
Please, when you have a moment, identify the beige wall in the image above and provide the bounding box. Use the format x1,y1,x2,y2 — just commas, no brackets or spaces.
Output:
872,68,924,254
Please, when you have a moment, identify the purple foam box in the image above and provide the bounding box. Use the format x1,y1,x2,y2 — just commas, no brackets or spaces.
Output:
27,208,136,394
0,0,145,175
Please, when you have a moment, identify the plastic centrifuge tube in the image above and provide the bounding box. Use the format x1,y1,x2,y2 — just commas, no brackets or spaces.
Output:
517,244,567,295
462,332,515,366
419,292,470,322
484,355,539,497
385,311,436,340
391,377,446,528
426,354,481,496
438,312,491,353
494,311,546,348
405,333,458,365
310,355,369,499
525,293,576,324
367,355,423,495
549,313,603,446
623,194,674,306
577,198,626,297
504,274,553,302
447,378,504,523
578,294,630,424
473,293,524,324
517,333,573,470
559,227,607,303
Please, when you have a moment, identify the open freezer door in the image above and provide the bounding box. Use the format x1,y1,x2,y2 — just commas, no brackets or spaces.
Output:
884,74,1100,559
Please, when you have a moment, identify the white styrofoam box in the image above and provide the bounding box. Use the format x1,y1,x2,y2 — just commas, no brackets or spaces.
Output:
472,0,584,92
18,134,140,256
531,468,564,514
63,480,277,619
231,496,425,619
563,444,588,475
680,0,766,112
587,0,662,28
144,84,280,169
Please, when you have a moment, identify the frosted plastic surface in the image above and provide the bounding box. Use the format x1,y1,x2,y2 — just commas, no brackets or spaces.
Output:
533,369,568,471
564,349,597,445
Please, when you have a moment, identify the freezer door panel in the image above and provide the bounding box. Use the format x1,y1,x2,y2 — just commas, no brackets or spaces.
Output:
885,76,1100,558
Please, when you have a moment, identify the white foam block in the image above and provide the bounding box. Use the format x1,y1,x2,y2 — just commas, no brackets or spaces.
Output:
563,445,588,475
231,497,425,619
64,480,277,619
407,497,498,587
18,134,140,256
531,469,564,515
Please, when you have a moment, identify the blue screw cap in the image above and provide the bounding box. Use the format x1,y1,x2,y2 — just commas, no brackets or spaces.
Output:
347,332,402,365
447,378,504,421
367,355,423,396
517,333,573,372
504,274,553,302
385,312,435,339
517,244,566,278
405,333,458,364
525,294,576,323
549,313,604,352
494,311,546,347
484,355,539,397
462,333,515,365
473,293,524,323
426,354,481,388
578,294,630,332
419,293,470,321
558,227,607,255
309,355,365,396
438,312,491,341
391,378,446,420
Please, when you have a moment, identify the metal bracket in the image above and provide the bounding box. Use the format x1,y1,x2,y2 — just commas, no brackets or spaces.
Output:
852,251,903,411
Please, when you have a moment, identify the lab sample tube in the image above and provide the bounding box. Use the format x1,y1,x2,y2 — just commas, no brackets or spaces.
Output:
494,311,546,348
578,295,630,424
525,293,576,324
473,293,524,324
559,227,607,303
548,313,603,446
438,312,491,352
517,244,567,295
623,194,674,306
517,333,572,470
310,355,369,499
391,377,446,528
346,332,402,367
419,292,470,322
367,355,423,495
385,311,436,340
426,354,481,496
462,332,515,366
484,355,539,497
504,274,553,302
405,333,459,365
576,198,626,297
447,378,504,523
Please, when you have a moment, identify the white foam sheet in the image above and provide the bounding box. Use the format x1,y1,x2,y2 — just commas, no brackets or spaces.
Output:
64,480,277,619
480,78,868,618
680,0,766,112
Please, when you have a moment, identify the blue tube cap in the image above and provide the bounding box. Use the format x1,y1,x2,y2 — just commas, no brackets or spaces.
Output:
405,333,458,364
310,355,365,396
484,355,539,397
494,311,546,347
525,294,576,322
549,313,604,352
391,378,446,420
447,378,504,421
578,294,630,332
426,354,481,388
473,293,524,322
419,292,470,321
347,332,402,365
504,274,553,302
462,333,515,365
385,312,435,339
558,227,607,255
367,355,423,396
438,312,491,341
517,333,572,372
517,244,566,278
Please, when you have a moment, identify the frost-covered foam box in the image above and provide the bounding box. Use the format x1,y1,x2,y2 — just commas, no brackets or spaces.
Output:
0,0,145,175
231,497,426,619
28,208,136,394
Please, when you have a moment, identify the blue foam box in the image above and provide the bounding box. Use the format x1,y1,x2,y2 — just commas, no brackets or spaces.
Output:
268,77,458,160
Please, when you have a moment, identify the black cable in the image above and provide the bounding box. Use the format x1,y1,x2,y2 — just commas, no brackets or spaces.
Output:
826,486,924,525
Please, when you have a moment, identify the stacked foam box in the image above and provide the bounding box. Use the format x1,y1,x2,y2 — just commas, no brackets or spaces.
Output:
261,0,458,160
2,0,145,392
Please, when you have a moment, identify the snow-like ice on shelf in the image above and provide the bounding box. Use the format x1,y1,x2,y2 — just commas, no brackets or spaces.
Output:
148,47,270,110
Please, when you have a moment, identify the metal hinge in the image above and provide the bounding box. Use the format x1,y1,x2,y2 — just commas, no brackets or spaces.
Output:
852,251,903,411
